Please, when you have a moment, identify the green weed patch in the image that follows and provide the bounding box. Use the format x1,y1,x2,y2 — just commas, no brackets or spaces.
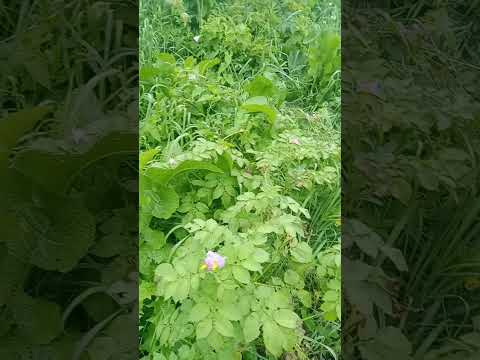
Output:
139,1,341,359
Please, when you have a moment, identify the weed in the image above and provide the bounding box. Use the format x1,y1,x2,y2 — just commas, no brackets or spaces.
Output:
139,0,341,359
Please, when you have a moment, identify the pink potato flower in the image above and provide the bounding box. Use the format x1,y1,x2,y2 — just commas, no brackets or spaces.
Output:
200,251,226,271
290,138,301,145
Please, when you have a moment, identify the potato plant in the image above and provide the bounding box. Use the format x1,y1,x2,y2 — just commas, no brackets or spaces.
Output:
139,0,340,358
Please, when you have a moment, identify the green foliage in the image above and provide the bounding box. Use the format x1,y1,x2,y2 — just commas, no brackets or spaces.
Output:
316,245,341,321
140,0,340,359
0,0,138,358
343,2,480,359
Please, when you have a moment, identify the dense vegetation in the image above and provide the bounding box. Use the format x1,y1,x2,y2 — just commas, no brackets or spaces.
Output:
343,2,480,359
1,1,138,358
139,0,341,359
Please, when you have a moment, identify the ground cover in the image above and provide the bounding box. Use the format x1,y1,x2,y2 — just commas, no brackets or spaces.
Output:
139,1,341,359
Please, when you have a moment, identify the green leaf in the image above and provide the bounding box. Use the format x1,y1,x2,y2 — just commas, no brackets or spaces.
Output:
253,248,270,263
215,152,234,174
273,309,300,329
322,307,337,321
140,54,176,82
290,242,313,263
381,246,408,272
255,285,275,299
438,148,469,161
29,197,95,272
417,167,439,191
0,106,51,165
263,320,284,357
90,234,129,258
143,180,179,220
196,319,213,339
157,52,176,64
391,178,412,205
323,290,338,302
238,243,254,260
296,290,312,308
270,291,291,309
190,303,211,322
345,219,384,257
173,278,190,302
162,280,177,300
233,266,251,284
245,75,277,98
146,160,224,186
13,294,62,345
13,131,137,194
207,329,224,351
143,228,166,249
139,282,155,304
241,259,262,272
88,336,117,360
140,148,159,170
359,327,413,360
155,264,176,281
198,58,220,75
284,270,304,289
241,96,277,124
139,65,158,82
243,314,260,343
212,185,224,200
219,302,242,321
214,317,234,337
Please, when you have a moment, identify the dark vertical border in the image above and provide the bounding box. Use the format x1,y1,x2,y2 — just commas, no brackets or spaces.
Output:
1,0,139,358
342,1,480,359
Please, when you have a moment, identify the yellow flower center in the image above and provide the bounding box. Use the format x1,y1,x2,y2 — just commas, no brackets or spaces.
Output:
200,260,219,271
